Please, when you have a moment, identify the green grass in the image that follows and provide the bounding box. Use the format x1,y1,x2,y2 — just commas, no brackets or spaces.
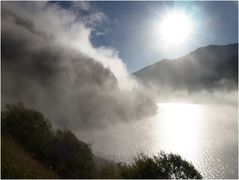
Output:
1,136,58,179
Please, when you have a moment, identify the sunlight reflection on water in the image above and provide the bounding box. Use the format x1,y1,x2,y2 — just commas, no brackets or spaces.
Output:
153,103,203,157
79,102,238,178
150,103,237,178
147,103,237,178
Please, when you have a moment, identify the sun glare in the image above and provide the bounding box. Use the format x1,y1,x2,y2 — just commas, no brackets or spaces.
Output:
159,11,192,45
153,103,203,159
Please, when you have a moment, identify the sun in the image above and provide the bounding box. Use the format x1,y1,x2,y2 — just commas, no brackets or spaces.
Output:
158,11,192,45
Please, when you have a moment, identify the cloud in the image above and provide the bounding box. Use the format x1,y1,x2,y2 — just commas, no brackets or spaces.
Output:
1,1,157,130
72,1,90,11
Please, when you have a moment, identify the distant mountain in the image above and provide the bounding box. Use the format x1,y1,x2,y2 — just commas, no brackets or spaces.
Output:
133,44,238,91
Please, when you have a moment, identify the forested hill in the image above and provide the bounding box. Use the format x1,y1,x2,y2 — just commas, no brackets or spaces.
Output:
134,44,238,91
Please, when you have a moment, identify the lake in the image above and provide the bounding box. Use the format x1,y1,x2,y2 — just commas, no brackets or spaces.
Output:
79,103,238,178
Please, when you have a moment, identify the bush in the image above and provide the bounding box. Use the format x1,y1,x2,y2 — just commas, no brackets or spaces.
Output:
1,103,95,178
1,103,53,162
118,152,202,179
47,129,95,178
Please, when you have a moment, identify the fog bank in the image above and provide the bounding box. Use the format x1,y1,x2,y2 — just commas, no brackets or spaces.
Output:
1,2,157,130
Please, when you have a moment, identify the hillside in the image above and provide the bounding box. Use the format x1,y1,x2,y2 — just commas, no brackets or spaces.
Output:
1,135,116,179
134,44,238,91
1,136,58,178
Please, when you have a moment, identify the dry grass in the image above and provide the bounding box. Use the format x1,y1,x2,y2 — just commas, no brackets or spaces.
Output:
1,136,58,179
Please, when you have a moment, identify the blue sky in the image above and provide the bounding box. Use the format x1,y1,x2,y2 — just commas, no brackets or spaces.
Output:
59,1,238,73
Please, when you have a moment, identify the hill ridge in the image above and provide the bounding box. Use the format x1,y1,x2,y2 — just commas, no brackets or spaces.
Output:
133,43,238,91
133,43,238,74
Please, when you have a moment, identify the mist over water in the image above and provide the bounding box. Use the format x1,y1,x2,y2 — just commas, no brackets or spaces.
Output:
1,2,238,179
77,93,238,179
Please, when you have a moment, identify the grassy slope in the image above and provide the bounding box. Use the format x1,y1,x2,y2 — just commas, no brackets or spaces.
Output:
1,136,58,179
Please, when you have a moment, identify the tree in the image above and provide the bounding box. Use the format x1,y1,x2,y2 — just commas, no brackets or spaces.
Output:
2,103,96,178
47,129,95,178
118,152,202,179
1,103,53,162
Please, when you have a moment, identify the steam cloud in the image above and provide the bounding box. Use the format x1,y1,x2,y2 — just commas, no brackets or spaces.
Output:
1,2,157,130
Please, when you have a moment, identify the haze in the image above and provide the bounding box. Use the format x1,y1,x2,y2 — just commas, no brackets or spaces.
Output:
1,1,238,179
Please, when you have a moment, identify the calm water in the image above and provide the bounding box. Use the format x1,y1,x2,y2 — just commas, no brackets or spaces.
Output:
79,103,238,178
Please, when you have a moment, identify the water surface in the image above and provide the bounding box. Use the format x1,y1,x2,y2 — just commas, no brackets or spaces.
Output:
79,103,238,178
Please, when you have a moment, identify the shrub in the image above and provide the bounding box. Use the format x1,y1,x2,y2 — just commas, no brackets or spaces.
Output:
1,103,96,178
118,152,202,179
1,103,53,162
47,129,95,178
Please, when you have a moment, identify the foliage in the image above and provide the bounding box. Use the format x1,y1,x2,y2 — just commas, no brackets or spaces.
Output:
118,152,202,179
1,103,202,179
1,103,53,162
47,129,95,178
1,103,95,178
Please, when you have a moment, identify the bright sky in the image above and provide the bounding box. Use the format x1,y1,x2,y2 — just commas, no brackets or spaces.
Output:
60,1,238,73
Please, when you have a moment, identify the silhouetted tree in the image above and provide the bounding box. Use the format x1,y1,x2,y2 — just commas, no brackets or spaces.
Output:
1,103,53,162
118,152,202,179
47,129,95,178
